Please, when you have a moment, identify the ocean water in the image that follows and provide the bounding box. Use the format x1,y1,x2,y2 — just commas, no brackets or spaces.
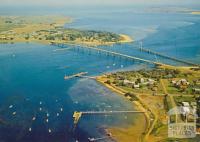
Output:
0,5,200,142
0,43,147,142
66,9,200,64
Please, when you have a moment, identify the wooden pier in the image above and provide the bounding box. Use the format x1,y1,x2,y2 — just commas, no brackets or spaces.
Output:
81,110,145,114
64,72,88,80
73,110,145,126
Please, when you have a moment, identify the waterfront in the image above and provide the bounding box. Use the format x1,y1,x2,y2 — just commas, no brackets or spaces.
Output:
0,42,146,142
0,5,200,142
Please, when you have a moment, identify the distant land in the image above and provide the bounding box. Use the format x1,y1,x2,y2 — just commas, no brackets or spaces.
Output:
0,15,133,46
191,11,200,15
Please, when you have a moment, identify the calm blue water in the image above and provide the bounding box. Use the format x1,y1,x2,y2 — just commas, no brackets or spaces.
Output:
0,5,200,142
65,10,200,64
0,43,147,142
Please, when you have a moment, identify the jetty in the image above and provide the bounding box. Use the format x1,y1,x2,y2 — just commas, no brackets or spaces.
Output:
73,110,145,126
88,136,111,142
64,72,88,80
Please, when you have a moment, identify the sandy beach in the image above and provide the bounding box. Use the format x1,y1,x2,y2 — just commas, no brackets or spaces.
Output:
96,76,148,142
119,34,134,43
191,11,200,15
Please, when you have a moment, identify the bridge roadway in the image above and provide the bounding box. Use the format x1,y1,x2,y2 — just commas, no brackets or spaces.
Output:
51,42,166,66
75,45,166,66
137,46,199,67
51,42,199,67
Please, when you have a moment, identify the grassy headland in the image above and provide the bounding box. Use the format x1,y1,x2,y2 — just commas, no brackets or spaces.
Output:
96,65,200,142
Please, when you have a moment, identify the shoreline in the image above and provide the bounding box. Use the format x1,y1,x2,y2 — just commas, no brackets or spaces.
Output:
0,16,133,46
191,11,200,15
0,34,133,46
95,65,200,142
96,75,149,142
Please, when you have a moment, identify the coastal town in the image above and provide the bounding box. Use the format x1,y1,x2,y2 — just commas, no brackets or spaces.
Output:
0,4,200,142
0,16,132,46
97,65,200,142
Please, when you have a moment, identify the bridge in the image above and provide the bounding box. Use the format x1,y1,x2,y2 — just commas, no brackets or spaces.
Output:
51,42,199,67
137,42,199,67
51,42,166,66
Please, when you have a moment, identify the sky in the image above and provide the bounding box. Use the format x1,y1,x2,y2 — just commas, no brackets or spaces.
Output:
1,0,200,7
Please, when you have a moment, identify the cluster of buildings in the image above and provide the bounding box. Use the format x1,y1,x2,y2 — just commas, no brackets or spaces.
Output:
171,78,200,94
123,77,156,89
171,78,190,88
171,78,191,92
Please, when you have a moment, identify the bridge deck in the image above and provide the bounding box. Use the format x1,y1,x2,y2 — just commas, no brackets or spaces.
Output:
137,47,199,67
51,42,166,66
51,42,199,67
76,45,165,66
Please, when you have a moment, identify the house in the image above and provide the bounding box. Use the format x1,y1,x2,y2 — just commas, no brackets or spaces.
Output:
192,88,200,94
182,102,190,107
191,102,197,110
123,79,135,86
194,79,200,85
140,78,145,83
173,79,190,88
133,84,140,88
171,80,176,85
179,79,190,85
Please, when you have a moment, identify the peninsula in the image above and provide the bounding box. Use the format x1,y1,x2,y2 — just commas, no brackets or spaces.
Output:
97,65,200,142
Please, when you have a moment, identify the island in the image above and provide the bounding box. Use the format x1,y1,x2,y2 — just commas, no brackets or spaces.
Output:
0,16,133,46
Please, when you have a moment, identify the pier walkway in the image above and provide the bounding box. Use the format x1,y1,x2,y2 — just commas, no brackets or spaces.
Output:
81,110,145,114
73,110,145,127
64,72,88,80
